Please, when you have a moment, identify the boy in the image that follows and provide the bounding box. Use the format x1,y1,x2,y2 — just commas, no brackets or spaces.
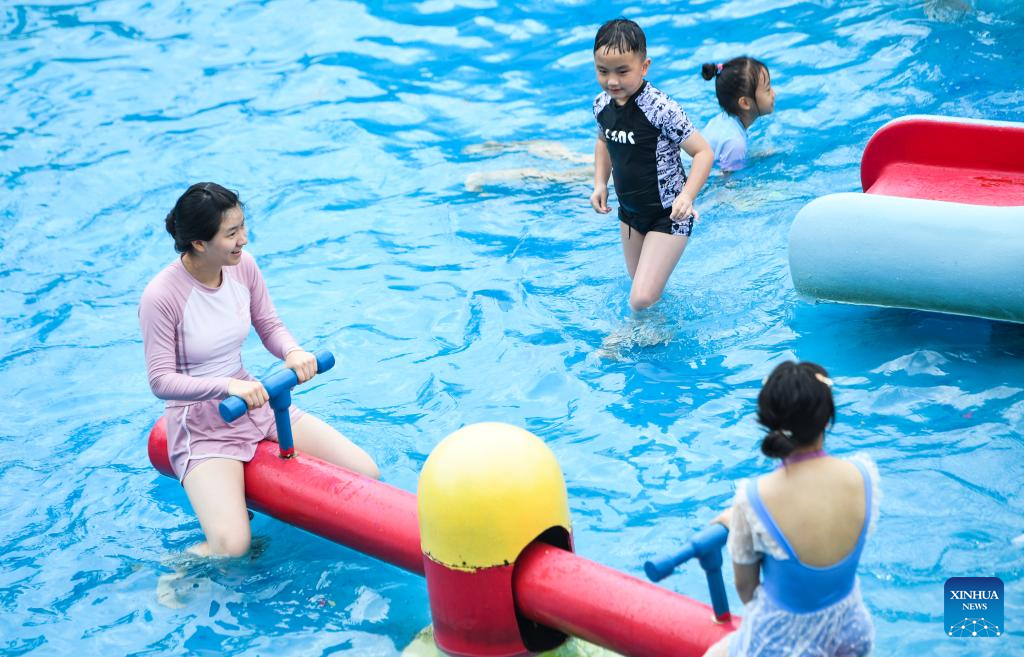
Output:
591,18,713,311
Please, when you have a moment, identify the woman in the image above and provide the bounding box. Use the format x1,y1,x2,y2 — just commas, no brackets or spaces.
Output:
704,361,877,657
140,182,379,557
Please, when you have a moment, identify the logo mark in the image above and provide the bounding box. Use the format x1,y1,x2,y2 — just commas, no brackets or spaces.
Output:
604,129,635,145
945,577,1003,638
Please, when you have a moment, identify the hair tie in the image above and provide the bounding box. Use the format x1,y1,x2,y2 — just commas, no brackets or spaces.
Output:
716,63,724,75
814,373,834,388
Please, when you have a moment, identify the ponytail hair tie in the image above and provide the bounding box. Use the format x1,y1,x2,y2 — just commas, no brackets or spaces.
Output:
716,62,724,74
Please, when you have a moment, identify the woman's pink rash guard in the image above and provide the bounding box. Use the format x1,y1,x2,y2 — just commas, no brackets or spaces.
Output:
139,251,303,482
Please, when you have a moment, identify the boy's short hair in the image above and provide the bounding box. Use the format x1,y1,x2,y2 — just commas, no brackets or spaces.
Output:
594,18,647,59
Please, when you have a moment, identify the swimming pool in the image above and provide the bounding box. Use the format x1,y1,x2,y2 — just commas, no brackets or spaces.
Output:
2,0,1022,654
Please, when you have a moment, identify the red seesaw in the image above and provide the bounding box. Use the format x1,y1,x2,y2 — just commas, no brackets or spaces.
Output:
150,384,737,657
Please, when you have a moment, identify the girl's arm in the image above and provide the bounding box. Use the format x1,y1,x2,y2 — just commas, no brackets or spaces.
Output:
722,490,762,604
670,132,714,220
590,136,612,214
733,561,761,604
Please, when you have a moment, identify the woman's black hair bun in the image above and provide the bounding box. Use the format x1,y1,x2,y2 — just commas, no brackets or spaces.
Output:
165,209,177,238
701,62,718,80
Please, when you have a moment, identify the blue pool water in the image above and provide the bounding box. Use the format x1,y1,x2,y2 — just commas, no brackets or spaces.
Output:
2,1,1023,655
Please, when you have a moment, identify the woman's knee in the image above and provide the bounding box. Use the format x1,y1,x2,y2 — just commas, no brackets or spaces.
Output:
293,415,381,479
327,447,380,480
207,526,251,557
356,455,381,480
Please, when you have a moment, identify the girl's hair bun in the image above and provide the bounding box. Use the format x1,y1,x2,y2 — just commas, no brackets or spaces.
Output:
700,62,718,81
761,428,796,459
756,360,836,460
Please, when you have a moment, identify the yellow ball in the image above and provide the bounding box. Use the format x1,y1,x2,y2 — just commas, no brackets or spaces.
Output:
417,422,571,569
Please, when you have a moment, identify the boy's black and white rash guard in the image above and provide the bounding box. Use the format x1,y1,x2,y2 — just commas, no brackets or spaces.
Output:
593,81,696,218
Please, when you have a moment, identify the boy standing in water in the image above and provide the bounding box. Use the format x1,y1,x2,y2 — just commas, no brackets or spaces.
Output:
591,18,713,312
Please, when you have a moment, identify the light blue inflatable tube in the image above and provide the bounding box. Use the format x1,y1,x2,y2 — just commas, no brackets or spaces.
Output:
789,192,1024,323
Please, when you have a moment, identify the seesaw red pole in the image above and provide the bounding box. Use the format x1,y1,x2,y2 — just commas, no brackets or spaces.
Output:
149,417,423,574
149,418,737,657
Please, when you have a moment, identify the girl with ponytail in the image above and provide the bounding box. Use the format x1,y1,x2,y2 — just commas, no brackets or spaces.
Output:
699,57,775,171
702,361,879,657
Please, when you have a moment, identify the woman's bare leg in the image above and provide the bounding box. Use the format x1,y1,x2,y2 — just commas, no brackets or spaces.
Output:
628,232,688,311
182,458,250,557
701,633,732,657
284,413,380,479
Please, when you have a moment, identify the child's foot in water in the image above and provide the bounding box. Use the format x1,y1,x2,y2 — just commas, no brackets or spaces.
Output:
597,313,674,359
597,325,635,360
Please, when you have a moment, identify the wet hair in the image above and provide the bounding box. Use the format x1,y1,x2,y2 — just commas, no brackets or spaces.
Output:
164,182,242,254
701,57,770,117
594,18,647,59
757,361,835,459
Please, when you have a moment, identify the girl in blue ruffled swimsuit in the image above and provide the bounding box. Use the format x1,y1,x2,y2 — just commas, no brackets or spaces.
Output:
705,361,878,657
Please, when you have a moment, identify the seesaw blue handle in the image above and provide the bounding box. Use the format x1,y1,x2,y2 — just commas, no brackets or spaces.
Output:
644,522,732,621
219,350,336,423
644,522,728,582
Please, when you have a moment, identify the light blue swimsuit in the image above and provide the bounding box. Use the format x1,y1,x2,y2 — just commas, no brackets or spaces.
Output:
702,110,748,171
728,460,875,657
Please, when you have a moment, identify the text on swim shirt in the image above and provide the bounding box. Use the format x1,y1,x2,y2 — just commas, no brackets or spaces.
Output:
605,129,635,144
